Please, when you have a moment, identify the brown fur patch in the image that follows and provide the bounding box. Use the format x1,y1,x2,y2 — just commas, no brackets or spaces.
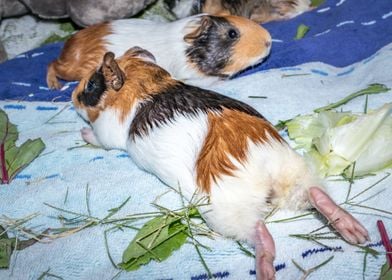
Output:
251,0,299,22
222,15,271,75
47,23,111,89
107,58,175,123
196,108,282,193
201,0,231,16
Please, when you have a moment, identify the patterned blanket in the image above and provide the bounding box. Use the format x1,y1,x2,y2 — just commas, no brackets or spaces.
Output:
0,0,391,279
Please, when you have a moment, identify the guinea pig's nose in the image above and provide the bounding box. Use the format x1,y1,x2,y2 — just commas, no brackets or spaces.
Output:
265,41,271,48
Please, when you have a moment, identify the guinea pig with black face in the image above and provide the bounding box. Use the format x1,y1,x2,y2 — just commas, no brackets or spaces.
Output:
47,14,271,89
72,47,369,280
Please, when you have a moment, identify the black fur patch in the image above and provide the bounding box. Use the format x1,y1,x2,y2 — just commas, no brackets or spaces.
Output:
130,82,265,137
185,16,240,77
77,68,107,107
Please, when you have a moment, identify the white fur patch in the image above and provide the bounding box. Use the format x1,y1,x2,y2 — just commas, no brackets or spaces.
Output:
203,137,320,243
91,105,138,150
127,112,209,198
105,16,219,87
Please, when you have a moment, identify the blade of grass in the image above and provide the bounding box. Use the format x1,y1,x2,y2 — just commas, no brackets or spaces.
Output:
348,173,390,202
104,229,118,269
314,83,390,113
236,241,255,258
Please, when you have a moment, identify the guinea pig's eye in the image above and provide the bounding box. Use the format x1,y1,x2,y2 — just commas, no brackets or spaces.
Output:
85,79,96,93
228,29,238,39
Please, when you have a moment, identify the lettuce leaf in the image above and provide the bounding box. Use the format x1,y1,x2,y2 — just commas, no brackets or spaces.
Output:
287,103,392,177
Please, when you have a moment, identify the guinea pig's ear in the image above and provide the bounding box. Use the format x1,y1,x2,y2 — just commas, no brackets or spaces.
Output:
184,15,212,43
102,52,125,91
124,46,156,63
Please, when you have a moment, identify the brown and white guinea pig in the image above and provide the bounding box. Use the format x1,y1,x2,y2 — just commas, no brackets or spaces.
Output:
72,48,369,280
191,0,311,23
47,14,271,90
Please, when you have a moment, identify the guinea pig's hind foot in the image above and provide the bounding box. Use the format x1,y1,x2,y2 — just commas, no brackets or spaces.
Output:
309,187,370,244
254,222,276,280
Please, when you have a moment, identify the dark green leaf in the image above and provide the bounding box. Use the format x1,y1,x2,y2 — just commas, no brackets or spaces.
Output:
0,239,14,269
380,262,392,280
7,139,45,181
0,111,17,146
0,226,8,240
0,109,45,184
120,215,187,271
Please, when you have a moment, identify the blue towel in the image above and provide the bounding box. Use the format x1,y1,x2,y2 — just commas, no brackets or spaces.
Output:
245,0,392,75
0,0,391,101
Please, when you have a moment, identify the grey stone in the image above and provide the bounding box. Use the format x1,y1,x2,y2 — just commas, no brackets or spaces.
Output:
0,0,28,19
67,0,156,27
20,0,68,19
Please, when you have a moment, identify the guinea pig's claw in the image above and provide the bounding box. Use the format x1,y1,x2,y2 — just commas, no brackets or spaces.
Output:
309,187,370,244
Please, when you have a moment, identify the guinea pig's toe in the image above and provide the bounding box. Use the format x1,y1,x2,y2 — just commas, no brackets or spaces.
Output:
47,78,62,90
333,212,369,244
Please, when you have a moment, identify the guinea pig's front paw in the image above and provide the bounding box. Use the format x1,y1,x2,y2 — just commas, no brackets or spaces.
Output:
81,127,101,147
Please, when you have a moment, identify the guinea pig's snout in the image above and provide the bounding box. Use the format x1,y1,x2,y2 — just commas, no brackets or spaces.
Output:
261,32,272,57
265,40,271,48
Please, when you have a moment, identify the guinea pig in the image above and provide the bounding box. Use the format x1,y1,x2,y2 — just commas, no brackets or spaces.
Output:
192,0,311,23
72,48,369,280
47,14,271,90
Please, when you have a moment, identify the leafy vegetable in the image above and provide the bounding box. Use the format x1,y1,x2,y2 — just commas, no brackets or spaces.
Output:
0,224,46,269
287,103,392,177
295,24,310,40
120,205,202,271
0,109,45,184
119,215,187,271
